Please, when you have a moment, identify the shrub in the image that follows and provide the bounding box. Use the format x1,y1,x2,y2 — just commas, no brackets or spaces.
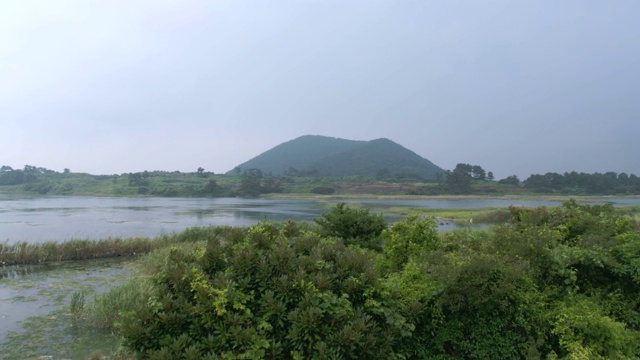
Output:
118,222,412,359
382,214,439,271
314,203,386,250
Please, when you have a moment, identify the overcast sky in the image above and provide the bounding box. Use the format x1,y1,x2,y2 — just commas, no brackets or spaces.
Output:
1,0,638,179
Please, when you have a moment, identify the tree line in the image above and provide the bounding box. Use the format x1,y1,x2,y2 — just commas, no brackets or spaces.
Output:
522,171,640,194
3,164,640,196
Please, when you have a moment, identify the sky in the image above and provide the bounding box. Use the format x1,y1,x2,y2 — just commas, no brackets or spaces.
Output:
1,0,639,180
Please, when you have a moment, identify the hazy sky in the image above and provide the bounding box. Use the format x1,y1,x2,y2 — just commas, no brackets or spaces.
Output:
1,1,638,179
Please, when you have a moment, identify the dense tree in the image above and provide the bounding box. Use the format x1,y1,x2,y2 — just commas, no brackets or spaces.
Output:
471,165,486,180
128,172,150,187
446,164,473,194
0,169,25,185
499,174,521,186
239,169,283,197
314,203,387,250
239,168,264,197
523,171,640,194
202,179,222,196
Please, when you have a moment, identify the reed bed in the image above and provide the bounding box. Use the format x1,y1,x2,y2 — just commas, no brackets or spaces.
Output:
380,206,512,224
0,225,237,266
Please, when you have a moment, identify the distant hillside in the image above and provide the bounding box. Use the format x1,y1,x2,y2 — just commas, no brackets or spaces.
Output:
227,135,444,179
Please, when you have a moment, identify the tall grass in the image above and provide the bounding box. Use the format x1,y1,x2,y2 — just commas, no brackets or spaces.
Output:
471,208,511,224
90,279,151,331
0,225,239,266
382,206,511,224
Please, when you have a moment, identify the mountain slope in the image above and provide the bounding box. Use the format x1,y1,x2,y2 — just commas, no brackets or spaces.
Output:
311,138,443,177
227,135,444,179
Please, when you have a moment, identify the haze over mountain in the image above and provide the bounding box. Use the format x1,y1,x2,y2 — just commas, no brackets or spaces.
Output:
227,135,444,179
2,2,638,179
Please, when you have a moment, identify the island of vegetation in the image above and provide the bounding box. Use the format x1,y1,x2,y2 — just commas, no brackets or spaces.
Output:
2,201,639,358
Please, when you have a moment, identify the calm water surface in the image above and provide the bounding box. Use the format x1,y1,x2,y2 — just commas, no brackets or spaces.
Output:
0,197,326,243
1,195,638,243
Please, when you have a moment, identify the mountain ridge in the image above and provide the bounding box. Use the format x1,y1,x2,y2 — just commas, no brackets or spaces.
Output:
227,135,444,179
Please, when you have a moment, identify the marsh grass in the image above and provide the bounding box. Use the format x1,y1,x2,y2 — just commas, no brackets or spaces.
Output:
0,257,134,359
380,206,511,224
0,225,238,266
90,279,151,331
70,291,86,320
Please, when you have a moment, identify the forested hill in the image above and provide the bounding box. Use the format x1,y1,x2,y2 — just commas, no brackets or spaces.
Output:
227,135,445,179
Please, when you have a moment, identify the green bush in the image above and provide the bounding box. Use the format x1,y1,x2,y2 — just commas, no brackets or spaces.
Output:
382,214,439,271
118,222,412,359
84,203,640,359
314,203,387,250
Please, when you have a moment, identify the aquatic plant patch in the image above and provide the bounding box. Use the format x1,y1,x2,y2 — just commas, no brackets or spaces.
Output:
0,258,134,358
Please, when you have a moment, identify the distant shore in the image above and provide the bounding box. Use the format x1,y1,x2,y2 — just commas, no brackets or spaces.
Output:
263,193,640,203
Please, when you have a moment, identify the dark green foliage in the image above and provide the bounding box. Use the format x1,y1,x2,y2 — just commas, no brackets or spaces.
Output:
382,214,439,271
0,168,25,185
239,168,283,197
0,167,236,197
85,202,640,358
497,201,640,357
380,201,640,359
119,221,411,359
4,162,640,196
524,171,640,194
445,164,474,194
311,138,443,178
203,179,222,196
499,174,521,186
128,172,150,187
314,203,387,250
227,135,445,179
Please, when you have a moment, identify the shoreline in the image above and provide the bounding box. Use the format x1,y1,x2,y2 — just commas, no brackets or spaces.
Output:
3,191,640,203
262,193,640,203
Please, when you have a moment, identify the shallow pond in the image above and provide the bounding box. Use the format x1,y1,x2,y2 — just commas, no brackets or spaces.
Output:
0,258,133,358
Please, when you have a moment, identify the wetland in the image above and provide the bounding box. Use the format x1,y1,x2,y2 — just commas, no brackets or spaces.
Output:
1,195,640,358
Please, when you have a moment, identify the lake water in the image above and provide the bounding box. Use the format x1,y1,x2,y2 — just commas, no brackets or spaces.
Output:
1,195,639,243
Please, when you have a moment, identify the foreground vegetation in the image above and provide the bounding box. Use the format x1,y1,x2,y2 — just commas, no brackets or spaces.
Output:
41,201,638,358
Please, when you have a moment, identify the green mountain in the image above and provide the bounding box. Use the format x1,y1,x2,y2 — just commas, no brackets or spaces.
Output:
227,135,444,179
